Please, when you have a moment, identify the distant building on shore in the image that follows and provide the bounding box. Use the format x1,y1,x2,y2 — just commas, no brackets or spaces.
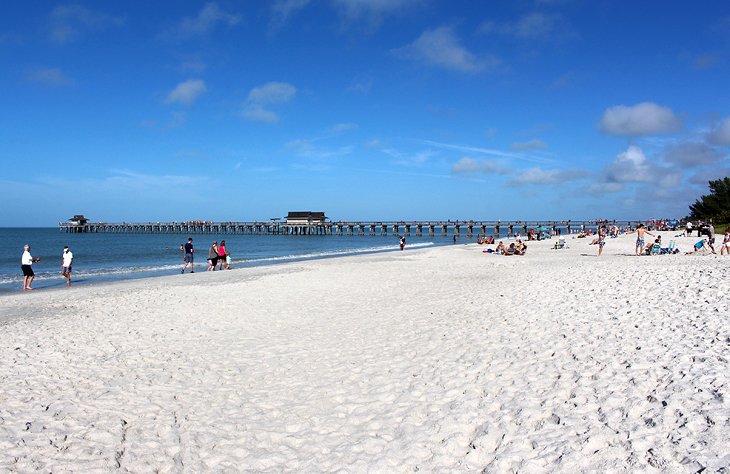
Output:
286,211,328,225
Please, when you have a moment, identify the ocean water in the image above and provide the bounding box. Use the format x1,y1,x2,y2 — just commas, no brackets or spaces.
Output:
0,227,457,293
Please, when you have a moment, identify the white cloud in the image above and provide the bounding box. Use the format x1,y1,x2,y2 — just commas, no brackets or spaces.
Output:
247,82,297,104
379,147,435,166
585,181,625,194
48,4,124,44
599,102,682,136
242,82,297,123
325,123,357,135
452,157,508,175
105,169,205,188
689,168,730,184
664,142,724,166
657,172,682,189
509,167,586,185
286,139,354,160
26,67,73,86
242,104,279,123
271,0,312,27
332,0,422,26
176,2,241,37
480,12,563,39
394,27,496,73
707,117,730,145
511,139,547,151
605,145,654,182
417,139,556,165
165,79,206,106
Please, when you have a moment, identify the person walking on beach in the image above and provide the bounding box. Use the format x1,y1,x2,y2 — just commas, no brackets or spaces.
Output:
182,237,194,273
21,244,40,290
399,236,406,251
628,224,654,256
217,240,227,270
207,241,218,271
597,225,606,256
61,246,73,287
707,223,717,254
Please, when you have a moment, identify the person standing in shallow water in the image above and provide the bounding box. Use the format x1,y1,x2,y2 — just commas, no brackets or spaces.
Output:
207,241,218,271
182,238,194,273
61,246,73,287
21,244,40,290
399,236,406,251
217,240,227,270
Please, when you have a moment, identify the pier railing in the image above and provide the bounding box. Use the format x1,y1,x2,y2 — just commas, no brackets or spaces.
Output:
58,220,644,237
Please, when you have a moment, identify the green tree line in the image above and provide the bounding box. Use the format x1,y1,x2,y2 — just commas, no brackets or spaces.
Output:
689,177,730,224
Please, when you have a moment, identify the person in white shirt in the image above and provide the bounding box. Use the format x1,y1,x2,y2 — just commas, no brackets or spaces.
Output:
21,244,40,290
61,246,74,286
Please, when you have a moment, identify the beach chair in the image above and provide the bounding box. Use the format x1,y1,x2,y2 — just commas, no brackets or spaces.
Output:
649,243,661,255
666,240,677,254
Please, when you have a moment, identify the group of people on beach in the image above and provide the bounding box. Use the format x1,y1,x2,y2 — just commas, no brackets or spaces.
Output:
20,244,73,290
688,229,730,255
587,223,729,257
482,239,527,255
179,237,232,274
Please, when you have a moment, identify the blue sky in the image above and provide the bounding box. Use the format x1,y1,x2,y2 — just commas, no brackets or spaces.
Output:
2,1,730,226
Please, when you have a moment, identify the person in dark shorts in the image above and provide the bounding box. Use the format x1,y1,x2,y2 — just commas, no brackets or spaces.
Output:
208,241,218,271
182,238,195,273
21,244,40,290
61,245,73,286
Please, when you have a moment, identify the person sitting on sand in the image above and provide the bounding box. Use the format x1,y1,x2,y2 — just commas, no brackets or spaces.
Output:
515,239,526,254
495,241,505,255
505,243,517,255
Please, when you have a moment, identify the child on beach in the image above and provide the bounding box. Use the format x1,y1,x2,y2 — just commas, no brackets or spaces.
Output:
225,252,231,270
597,226,606,256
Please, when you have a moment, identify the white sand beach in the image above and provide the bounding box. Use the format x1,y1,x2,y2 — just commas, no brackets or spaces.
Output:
0,232,728,472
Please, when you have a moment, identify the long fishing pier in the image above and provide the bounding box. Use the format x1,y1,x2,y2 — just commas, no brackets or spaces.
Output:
59,220,643,237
